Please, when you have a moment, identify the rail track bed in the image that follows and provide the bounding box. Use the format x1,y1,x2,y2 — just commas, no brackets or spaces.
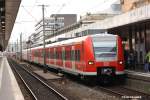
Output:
8,59,68,100
9,59,150,100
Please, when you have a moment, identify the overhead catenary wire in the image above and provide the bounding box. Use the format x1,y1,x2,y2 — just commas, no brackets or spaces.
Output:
21,5,39,23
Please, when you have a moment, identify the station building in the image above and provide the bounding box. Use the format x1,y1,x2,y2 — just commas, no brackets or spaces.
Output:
110,0,150,70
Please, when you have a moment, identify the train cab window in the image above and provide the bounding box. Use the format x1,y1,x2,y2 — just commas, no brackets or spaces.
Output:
92,36,117,61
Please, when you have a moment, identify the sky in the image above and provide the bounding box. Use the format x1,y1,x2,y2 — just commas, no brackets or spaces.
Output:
9,0,118,43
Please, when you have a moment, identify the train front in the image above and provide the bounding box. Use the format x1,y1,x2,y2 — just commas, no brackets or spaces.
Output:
88,34,125,84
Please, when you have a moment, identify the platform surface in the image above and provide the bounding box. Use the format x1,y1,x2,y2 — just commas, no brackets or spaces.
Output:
125,70,150,81
0,57,24,100
125,70,150,94
34,70,61,80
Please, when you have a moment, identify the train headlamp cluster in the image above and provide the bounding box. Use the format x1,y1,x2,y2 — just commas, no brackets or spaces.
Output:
88,61,94,65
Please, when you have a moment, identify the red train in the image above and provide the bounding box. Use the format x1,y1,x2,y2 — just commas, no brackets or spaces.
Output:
22,34,125,83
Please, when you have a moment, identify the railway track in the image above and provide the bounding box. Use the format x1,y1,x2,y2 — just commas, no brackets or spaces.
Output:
9,59,150,100
8,59,68,100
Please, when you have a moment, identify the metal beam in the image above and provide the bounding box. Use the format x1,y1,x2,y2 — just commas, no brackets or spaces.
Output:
0,0,21,51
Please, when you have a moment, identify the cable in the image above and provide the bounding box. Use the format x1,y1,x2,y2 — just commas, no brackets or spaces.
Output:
21,5,39,23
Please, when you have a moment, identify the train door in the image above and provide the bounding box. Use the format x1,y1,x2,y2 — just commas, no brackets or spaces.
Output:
48,48,50,65
54,48,56,65
75,44,82,72
62,47,65,67
50,48,54,65
46,48,49,65
71,46,76,71
38,49,41,64
29,48,32,61
57,47,63,67
65,46,72,69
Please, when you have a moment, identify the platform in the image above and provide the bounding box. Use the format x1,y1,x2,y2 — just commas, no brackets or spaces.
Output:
0,57,24,100
125,70,150,94
34,70,61,80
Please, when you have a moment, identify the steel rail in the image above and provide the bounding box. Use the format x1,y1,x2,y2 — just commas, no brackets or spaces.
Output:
8,59,38,100
8,59,68,100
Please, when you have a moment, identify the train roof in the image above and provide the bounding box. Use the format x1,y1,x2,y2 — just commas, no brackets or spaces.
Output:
28,34,117,50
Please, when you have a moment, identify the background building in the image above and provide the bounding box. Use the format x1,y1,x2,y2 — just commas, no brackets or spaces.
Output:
33,14,77,47
45,13,117,43
51,14,77,28
121,0,150,12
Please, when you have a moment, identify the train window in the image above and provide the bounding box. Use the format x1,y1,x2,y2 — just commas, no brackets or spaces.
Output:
62,50,65,60
56,51,58,59
34,50,36,57
50,51,53,59
42,49,45,57
56,51,62,59
59,51,62,59
75,50,80,61
78,50,80,61
71,50,75,61
37,50,39,57
46,50,50,58
65,51,67,60
65,50,71,60
54,49,56,59
48,50,51,58
65,50,68,60
34,50,38,57
69,50,72,60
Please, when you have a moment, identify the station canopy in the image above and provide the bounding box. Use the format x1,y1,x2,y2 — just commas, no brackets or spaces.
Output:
0,0,21,51
85,4,150,30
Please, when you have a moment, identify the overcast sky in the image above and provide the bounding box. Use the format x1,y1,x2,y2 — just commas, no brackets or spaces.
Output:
9,0,118,43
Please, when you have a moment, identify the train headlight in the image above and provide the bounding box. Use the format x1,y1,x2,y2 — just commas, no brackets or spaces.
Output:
88,61,94,65
119,61,123,65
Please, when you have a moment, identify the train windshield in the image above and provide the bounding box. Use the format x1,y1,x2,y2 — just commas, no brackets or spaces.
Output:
92,36,117,61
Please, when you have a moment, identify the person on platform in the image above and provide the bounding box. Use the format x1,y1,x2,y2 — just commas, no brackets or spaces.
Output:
127,51,135,70
145,51,150,72
124,50,129,69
